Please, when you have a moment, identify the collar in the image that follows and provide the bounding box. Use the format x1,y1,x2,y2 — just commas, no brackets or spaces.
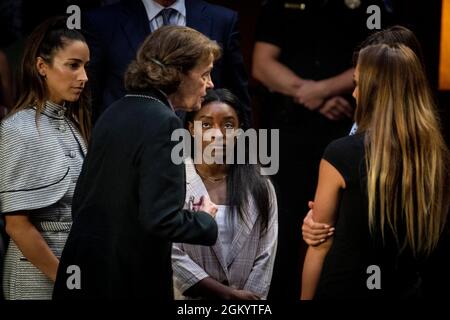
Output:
41,100,67,119
142,0,186,21
156,88,175,111
127,88,174,111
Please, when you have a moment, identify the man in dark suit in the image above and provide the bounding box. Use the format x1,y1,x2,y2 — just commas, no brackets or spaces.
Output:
83,0,250,123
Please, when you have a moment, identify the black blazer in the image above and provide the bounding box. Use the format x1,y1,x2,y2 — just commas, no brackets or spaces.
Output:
83,0,250,122
53,89,218,300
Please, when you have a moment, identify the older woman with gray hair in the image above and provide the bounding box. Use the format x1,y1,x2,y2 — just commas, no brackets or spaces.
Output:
53,26,221,300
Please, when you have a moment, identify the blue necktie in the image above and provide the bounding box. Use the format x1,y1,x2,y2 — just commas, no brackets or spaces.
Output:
160,8,176,26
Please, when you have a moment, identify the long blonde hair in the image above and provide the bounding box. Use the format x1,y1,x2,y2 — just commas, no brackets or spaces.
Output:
355,44,450,257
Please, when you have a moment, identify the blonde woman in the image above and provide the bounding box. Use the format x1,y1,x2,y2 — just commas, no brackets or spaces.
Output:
301,44,450,300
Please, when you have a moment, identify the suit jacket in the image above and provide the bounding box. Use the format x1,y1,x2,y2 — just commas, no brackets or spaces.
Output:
0,105,87,214
53,89,218,300
172,158,278,299
83,0,250,122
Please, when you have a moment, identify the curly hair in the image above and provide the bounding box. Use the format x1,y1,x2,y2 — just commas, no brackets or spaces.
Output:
125,25,221,95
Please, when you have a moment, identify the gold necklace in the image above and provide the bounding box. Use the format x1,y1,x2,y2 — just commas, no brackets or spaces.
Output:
195,168,227,184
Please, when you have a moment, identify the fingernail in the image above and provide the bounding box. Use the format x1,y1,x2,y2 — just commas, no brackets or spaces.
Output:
330,228,335,231
320,239,325,242
324,225,330,228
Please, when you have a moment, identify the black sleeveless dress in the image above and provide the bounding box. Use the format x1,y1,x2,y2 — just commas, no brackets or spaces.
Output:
315,133,424,300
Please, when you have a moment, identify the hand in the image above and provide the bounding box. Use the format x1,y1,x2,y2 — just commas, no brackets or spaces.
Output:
293,80,328,110
230,289,261,300
302,201,334,246
194,196,218,218
318,96,353,121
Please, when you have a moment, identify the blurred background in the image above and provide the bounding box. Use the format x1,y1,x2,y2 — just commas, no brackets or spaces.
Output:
0,0,448,140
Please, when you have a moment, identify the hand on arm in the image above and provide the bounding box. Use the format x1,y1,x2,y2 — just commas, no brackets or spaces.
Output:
294,68,355,111
192,195,218,218
301,160,345,300
5,214,59,282
293,80,328,110
138,117,217,244
302,201,335,246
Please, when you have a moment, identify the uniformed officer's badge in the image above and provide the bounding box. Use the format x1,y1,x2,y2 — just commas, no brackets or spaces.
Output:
344,0,361,9
284,2,306,10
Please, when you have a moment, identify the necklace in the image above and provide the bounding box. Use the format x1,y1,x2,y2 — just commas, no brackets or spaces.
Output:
125,94,165,105
195,168,227,184
125,93,175,111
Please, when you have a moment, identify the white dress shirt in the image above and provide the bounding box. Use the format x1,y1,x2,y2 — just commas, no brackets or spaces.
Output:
215,205,236,260
141,0,186,32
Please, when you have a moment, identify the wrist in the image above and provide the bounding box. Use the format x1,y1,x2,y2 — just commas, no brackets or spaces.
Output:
318,80,331,99
288,79,303,98
224,288,237,300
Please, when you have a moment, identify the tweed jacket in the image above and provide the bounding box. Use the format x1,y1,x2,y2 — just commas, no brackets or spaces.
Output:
0,104,87,213
172,158,278,299
0,102,87,300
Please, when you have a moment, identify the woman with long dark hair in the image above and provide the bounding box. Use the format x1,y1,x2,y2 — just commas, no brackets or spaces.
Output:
0,16,90,299
172,88,278,300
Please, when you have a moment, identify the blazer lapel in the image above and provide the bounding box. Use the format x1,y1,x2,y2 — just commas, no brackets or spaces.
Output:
208,221,229,278
120,0,151,53
185,158,230,277
185,0,211,37
226,196,259,267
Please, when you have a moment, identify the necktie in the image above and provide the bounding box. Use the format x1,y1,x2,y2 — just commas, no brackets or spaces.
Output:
160,8,176,26
383,0,393,13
